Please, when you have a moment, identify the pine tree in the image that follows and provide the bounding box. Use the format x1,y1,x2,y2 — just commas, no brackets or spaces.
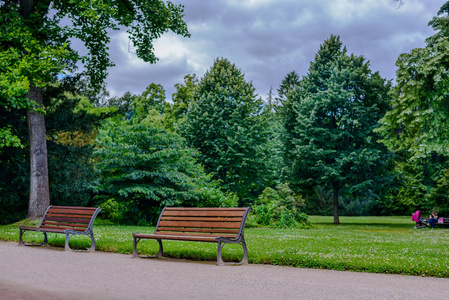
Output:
181,58,272,205
283,36,392,224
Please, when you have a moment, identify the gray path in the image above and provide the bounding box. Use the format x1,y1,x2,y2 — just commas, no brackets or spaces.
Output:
1,241,448,299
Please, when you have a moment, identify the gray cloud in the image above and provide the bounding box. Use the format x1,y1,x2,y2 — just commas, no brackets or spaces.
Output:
99,0,446,100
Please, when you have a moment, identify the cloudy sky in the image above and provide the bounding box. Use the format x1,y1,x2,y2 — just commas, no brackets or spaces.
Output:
101,0,446,101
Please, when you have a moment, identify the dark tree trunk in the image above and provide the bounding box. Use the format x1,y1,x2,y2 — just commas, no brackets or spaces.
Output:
332,181,340,225
27,83,50,220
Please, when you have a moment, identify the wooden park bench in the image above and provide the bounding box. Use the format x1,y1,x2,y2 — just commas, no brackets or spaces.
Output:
18,206,101,252
132,207,252,266
419,217,449,228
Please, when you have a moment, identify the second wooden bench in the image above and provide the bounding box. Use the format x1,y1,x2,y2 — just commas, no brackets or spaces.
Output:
18,205,101,252
132,207,252,266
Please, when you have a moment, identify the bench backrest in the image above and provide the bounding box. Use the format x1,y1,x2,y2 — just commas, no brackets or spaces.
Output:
39,206,101,232
155,207,252,239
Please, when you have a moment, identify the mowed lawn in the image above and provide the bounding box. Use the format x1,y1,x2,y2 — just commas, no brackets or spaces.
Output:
1,216,448,277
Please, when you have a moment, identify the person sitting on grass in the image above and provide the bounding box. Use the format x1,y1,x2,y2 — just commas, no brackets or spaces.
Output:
427,209,438,229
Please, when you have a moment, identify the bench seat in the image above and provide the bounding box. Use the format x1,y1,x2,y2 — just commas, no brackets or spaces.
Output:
132,207,252,266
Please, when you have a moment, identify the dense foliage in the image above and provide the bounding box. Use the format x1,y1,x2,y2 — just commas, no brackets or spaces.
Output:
181,58,274,205
94,122,213,224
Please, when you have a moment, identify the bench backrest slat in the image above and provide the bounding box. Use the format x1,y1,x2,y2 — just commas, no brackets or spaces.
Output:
38,206,100,232
154,207,251,239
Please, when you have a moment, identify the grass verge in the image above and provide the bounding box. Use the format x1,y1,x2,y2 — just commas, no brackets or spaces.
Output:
1,216,448,277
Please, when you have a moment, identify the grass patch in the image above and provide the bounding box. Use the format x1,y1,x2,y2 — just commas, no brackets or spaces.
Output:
1,216,448,277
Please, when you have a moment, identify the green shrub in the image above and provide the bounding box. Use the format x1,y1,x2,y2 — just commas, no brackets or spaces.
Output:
251,184,311,228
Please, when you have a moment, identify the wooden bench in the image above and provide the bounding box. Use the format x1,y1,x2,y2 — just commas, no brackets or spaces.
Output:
18,206,101,252
420,217,449,228
132,207,252,266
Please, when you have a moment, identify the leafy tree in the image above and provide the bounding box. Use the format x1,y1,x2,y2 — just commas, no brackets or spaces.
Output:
0,77,112,224
94,122,212,225
378,2,449,158
283,35,392,224
0,0,189,219
133,83,167,119
104,91,137,120
181,58,272,205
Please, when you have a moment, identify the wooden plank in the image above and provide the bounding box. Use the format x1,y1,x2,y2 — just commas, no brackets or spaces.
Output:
157,227,239,234
43,217,91,224
50,206,97,211
134,233,219,243
158,220,241,229
47,208,96,215
160,216,243,222
39,225,86,231
46,213,93,219
154,231,237,238
164,207,247,211
162,210,245,217
41,222,88,228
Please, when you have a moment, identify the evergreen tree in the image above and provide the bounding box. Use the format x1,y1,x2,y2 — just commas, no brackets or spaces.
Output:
283,35,392,224
181,58,272,205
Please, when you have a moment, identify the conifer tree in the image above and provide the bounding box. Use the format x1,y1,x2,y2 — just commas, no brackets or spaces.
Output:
181,58,271,204
283,36,391,224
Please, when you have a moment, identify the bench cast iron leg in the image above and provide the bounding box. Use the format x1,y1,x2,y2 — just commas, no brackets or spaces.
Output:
133,237,164,258
132,236,140,258
19,229,48,247
217,240,249,266
157,239,163,258
64,233,95,252
64,233,72,251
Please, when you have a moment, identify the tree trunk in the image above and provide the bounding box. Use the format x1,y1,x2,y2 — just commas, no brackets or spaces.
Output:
332,181,340,225
27,83,50,220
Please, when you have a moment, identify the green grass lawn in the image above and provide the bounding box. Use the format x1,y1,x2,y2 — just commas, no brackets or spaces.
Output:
1,216,448,277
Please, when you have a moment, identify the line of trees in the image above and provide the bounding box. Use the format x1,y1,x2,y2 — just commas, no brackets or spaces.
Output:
1,1,449,225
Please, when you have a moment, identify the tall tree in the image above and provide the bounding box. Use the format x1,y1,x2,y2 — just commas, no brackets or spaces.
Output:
0,0,189,219
276,70,300,106
181,58,272,205
283,35,392,224
378,2,449,158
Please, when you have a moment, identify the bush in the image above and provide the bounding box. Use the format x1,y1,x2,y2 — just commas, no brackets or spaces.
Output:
251,184,311,228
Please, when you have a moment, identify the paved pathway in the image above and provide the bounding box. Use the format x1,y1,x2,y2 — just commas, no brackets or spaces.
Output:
1,241,448,299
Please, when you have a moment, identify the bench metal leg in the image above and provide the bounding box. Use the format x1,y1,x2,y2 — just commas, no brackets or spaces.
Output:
133,237,164,259
18,229,48,247
132,236,141,258
64,233,96,252
157,239,164,258
217,240,249,266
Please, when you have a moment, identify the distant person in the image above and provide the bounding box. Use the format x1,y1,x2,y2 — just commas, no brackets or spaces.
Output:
427,209,438,229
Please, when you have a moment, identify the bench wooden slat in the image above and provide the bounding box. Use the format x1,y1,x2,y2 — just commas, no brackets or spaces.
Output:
133,233,219,243
45,213,95,218
163,210,245,217
47,208,97,215
156,227,239,234
40,225,87,230
41,222,89,228
36,226,85,232
160,216,243,222
154,231,237,238
43,217,91,224
158,220,242,229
